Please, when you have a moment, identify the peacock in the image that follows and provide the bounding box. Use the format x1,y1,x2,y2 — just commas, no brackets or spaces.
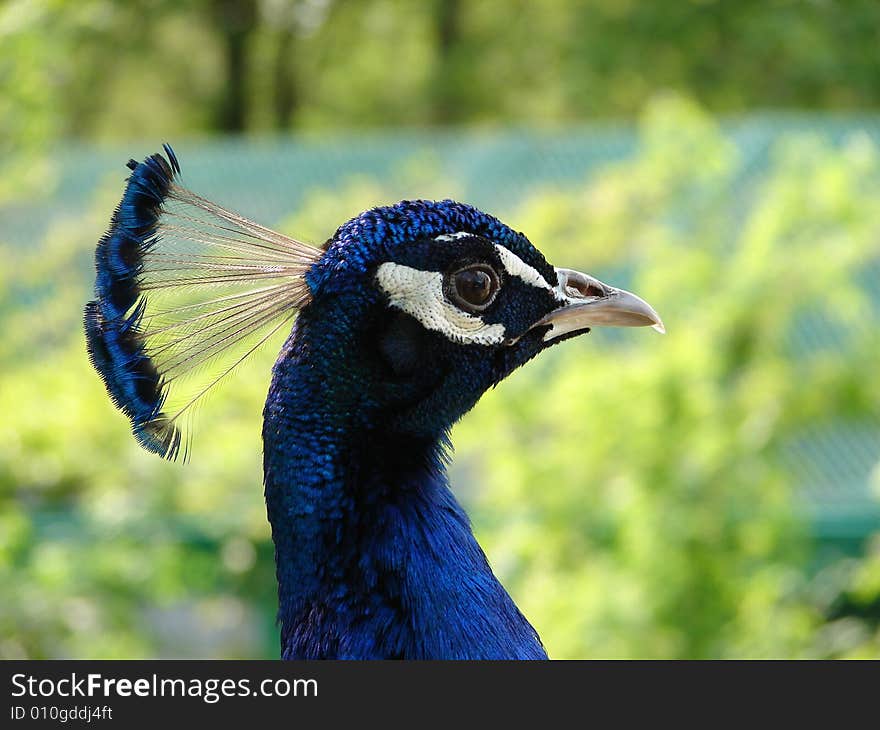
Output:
85,146,663,659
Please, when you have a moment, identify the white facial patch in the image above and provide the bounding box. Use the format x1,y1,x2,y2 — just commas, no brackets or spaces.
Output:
375,262,506,345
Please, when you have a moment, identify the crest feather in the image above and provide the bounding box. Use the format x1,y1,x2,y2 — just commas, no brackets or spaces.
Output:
85,145,321,460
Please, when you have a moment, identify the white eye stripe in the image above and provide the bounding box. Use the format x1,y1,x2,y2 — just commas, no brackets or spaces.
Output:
493,245,566,301
433,232,472,242
375,262,507,345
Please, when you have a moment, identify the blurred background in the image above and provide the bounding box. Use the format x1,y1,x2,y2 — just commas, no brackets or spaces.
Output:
2,0,879,659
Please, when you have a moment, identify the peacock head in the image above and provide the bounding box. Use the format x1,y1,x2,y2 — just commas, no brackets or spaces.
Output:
85,148,663,456
291,199,664,439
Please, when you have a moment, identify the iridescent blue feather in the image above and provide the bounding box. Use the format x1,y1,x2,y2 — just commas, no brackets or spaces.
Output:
84,146,181,458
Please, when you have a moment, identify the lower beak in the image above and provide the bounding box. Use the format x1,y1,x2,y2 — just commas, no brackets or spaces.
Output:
535,267,665,341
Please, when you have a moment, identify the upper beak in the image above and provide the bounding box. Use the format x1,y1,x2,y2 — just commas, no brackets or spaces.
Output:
534,267,665,341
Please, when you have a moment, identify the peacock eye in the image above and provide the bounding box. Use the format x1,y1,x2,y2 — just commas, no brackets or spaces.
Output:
449,264,499,312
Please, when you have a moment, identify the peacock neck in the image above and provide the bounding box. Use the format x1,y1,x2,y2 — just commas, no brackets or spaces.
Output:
261,317,547,659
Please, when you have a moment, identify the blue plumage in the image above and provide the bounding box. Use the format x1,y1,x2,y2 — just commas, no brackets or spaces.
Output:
265,205,556,659
86,148,663,659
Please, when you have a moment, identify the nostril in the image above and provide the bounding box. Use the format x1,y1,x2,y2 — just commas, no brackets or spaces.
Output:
567,279,605,299
556,268,610,300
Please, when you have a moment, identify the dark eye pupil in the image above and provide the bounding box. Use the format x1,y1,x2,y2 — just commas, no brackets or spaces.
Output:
455,269,492,305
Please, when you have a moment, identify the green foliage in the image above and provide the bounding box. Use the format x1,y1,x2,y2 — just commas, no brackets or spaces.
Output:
2,98,879,658
2,0,878,660
456,97,880,657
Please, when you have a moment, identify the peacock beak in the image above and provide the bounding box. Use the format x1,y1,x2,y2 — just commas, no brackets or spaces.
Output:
535,267,665,341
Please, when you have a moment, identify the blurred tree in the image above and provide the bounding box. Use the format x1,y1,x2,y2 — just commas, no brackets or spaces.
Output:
5,0,880,159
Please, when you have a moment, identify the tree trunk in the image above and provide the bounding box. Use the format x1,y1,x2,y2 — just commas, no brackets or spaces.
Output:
431,0,461,124
211,0,258,133
274,24,299,130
